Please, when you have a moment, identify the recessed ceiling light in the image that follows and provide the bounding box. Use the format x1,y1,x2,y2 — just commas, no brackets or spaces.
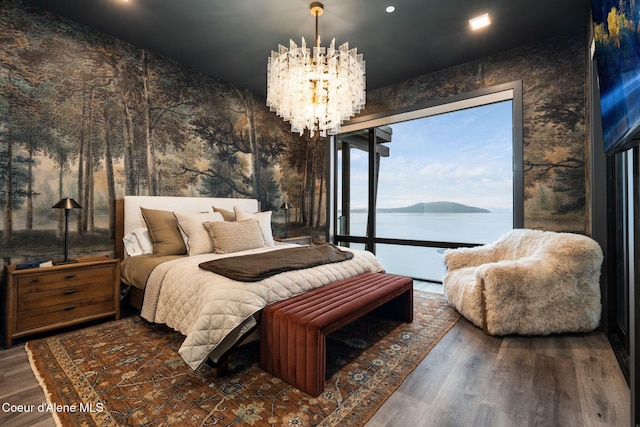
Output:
469,13,490,30
386,5,396,13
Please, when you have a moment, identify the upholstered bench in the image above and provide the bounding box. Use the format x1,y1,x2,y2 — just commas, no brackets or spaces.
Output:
260,272,413,396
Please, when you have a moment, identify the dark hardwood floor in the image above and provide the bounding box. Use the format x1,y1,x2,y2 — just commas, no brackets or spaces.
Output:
0,284,630,427
366,317,629,426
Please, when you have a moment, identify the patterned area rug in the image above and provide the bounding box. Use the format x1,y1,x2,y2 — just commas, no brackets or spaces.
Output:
27,291,459,426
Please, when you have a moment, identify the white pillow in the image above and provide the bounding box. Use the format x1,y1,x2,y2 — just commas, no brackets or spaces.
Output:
234,207,274,247
174,211,224,255
123,228,153,257
133,228,153,254
123,232,144,257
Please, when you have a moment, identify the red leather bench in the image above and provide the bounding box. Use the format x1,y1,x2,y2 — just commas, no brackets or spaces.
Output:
260,272,413,397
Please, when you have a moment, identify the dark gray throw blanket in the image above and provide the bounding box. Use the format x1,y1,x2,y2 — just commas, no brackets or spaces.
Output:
198,243,354,282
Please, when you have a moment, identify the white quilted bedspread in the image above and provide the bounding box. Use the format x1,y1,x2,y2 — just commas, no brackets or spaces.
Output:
140,244,384,370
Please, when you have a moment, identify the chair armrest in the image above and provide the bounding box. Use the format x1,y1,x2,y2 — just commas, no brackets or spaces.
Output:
443,245,497,272
476,257,548,299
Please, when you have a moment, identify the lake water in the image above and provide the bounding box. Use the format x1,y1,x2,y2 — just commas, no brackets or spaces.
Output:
345,212,513,282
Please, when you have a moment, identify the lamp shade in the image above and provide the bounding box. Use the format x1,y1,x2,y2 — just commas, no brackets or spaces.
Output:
52,198,82,210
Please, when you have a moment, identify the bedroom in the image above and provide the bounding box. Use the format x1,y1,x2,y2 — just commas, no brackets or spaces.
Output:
0,0,637,425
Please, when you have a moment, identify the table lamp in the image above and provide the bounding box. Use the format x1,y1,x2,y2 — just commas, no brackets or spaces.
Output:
281,202,292,238
52,197,82,264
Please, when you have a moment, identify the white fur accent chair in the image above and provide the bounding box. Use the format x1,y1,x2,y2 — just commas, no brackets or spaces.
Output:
442,229,603,336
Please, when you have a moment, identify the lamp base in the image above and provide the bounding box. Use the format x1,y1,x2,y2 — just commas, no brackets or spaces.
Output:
53,259,79,266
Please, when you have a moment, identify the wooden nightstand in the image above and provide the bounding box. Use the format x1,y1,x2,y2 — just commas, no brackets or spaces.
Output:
3,256,120,348
275,235,312,245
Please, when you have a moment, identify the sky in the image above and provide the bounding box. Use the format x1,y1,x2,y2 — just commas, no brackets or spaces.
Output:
343,100,513,211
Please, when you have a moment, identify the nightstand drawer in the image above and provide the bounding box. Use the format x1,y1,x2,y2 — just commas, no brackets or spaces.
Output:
16,265,113,295
16,297,115,331
18,281,113,311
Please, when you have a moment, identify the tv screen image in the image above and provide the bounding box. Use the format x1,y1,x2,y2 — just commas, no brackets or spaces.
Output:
592,0,640,154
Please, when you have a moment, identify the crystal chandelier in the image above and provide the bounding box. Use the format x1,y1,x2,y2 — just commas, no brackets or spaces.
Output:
266,2,366,137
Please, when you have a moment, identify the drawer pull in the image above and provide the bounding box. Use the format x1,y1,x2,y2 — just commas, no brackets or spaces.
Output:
63,306,76,311
64,274,77,279
63,289,77,295
30,278,40,283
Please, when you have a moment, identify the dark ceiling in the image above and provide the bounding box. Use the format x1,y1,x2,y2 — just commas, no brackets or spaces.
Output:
24,0,591,97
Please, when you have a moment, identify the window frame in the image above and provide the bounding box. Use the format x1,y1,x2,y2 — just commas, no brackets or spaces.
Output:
327,81,524,281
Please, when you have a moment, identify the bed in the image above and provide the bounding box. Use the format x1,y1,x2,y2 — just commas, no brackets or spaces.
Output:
114,196,385,371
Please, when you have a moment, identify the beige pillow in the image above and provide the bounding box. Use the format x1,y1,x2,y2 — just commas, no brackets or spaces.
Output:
140,207,187,256
174,211,224,255
213,206,236,221
203,219,266,254
233,207,274,246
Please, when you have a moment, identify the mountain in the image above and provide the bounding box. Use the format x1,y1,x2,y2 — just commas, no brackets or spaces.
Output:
373,201,490,213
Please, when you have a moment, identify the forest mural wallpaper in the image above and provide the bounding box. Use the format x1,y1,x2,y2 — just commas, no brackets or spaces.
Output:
2,0,590,267
1,1,327,264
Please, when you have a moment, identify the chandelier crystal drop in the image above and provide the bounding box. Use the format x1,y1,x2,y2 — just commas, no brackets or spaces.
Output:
266,2,366,137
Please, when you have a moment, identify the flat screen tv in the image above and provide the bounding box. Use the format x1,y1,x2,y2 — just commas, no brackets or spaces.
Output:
592,0,640,154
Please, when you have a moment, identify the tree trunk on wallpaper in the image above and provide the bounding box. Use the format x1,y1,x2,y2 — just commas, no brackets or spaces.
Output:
308,147,316,227
77,84,86,235
26,141,34,230
3,94,13,242
87,159,94,232
1,38,12,251
121,99,136,195
247,91,262,203
316,157,325,228
111,51,140,197
300,141,309,226
105,104,116,238
141,51,158,196
58,150,64,238
83,86,95,233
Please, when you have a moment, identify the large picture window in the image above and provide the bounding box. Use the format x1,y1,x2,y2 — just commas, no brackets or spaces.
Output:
330,82,524,282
